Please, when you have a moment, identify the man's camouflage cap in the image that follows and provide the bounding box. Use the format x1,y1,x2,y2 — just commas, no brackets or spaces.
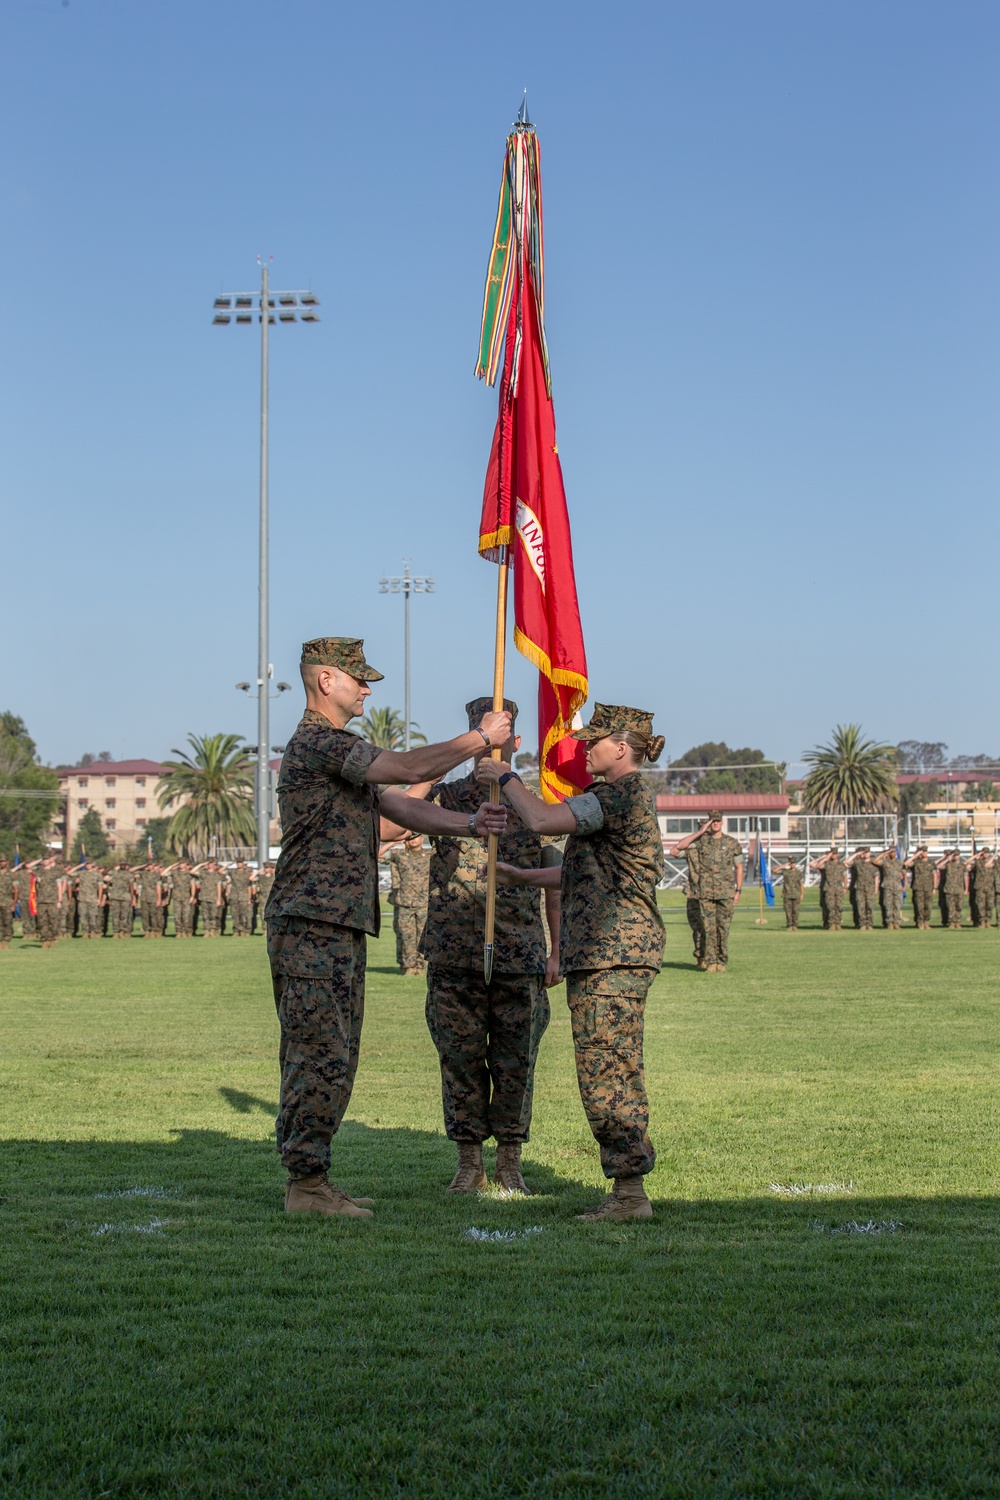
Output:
466,696,518,728
572,702,655,742
300,637,384,680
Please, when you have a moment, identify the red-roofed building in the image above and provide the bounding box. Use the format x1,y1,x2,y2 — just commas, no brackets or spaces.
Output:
656,793,789,841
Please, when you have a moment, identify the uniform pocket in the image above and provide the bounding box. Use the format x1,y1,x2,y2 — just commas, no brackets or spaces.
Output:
269,923,350,978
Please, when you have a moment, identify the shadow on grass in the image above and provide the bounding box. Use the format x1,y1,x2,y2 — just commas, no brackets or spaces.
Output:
218,1087,277,1116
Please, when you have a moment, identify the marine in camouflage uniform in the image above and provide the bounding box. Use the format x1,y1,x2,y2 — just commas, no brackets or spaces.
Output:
675,813,743,971
482,702,667,1222
937,852,965,929
873,848,904,928
421,699,559,1195
228,859,254,936
167,862,194,937
266,636,511,1218
138,863,163,937
387,836,431,975
254,863,275,934
848,849,878,930
812,848,846,930
992,855,1000,929
669,839,705,967
34,856,64,947
968,850,995,928
905,846,936,928
61,864,77,937
76,861,105,938
198,863,224,936
107,863,135,938
780,857,804,929
0,858,15,946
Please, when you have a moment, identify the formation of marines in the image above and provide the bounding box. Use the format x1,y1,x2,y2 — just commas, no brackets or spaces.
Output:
798,844,999,931
0,854,276,946
263,637,666,1225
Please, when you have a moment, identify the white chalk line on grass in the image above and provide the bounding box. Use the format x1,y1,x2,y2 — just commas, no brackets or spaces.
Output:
94,1186,180,1201
92,1218,170,1237
770,1181,856,1196
813,1219,902,1237
464,1226,544,1243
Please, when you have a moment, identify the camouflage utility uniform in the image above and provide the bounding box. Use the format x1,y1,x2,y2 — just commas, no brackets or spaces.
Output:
35,864,63,945
850,856,877,930
781,862,804,929
909,854,935,928
61,866,76,937
17,867,37,939
876,853,904,929
388,845,431,974
254,866,275,934
938,855,965,929
423,774,556,1149
697,834,743,968
266,710,383,1180
0,863,15,945
138,865,162,937
76,866,104,937
561,773,665,1181
819,857,845,930
199,868,224,937
107,867,134,937
672,843,705,966
228,863,254,936
969,854,994,928
169,866,194,937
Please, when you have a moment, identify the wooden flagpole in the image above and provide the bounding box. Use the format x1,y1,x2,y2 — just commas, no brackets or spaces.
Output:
483,545,509,982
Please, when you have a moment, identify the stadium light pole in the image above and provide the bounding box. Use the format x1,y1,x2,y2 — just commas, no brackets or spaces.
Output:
213,261,320,864
378,564,435,752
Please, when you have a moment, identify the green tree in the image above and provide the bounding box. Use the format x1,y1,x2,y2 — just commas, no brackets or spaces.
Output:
156,733,256,858
669,742,782,794
356,707,427,751
801,724,897,814
0,713,60,861
897,777,941,822
143,817,173,858
71,806,110,864
965,780,998,804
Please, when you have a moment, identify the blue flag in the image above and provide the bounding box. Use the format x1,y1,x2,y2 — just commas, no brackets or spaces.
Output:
760,841,775,906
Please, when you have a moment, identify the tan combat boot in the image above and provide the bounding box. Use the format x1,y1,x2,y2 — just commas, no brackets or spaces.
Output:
447,1142,487,1192
577,1174,653,1222
494,1141,530,1195
284,1172,373,1217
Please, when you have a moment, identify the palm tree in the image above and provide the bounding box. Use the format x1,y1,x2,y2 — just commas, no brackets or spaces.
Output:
157,733,256,856
801,724,897,813
355,707,426,751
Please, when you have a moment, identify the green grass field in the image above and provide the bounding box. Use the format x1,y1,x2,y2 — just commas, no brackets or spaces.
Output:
2,894,998,1497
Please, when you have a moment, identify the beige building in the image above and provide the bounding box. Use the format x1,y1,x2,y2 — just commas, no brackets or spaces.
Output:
58,759,179,852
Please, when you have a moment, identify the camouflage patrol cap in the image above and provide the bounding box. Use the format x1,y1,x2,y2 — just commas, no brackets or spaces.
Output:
707,809,723,822
572,702,655,742
916,844,928,852
466,697,518,728
300,637,384,681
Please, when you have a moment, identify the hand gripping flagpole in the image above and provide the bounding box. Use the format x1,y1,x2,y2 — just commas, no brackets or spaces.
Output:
483,545,509,983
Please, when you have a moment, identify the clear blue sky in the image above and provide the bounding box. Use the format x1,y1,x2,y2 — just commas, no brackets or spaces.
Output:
3,0,998,773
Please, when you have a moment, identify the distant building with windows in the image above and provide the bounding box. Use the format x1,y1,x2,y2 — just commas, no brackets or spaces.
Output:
656,793,789,842
57,759,177,851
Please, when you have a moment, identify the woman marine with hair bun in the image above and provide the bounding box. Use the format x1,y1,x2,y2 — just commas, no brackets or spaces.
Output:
476,702,665,1222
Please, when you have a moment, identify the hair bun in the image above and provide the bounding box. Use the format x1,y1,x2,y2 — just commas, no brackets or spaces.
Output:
647,734,666,764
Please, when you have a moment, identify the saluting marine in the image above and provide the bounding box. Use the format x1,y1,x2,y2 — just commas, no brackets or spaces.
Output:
904,845,936,929
872,846,904,929
228,859,254,937
672,811,743,972
0,858,15,947
936,850,966,930
848,847,878,931
811,847,847,931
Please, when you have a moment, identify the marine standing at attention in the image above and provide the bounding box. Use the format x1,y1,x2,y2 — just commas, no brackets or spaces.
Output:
387,834,431,976
76,860,104,939
228,859,254,937
264,638,510,1218
671,812,743,973
478,702,666,1222
416,698,561,1195
779,855,804,930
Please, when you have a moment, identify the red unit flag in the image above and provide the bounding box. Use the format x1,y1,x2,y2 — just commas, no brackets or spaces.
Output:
477,124,589,802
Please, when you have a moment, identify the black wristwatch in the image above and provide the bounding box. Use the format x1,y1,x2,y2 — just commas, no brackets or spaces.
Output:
498,771,521,788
